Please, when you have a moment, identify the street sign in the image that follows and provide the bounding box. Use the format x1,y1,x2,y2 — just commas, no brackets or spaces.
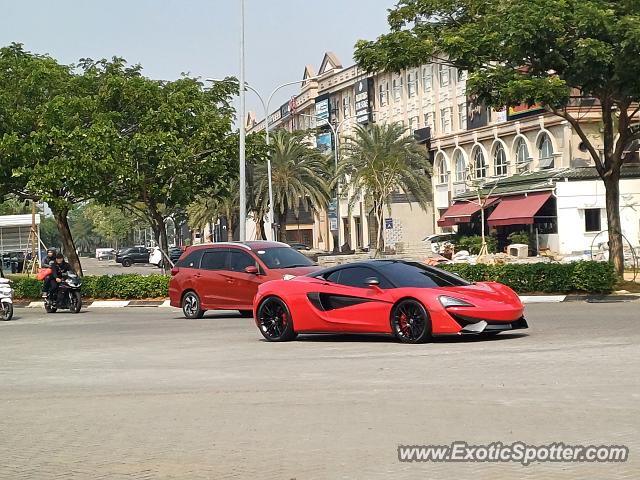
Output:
385,218,394,230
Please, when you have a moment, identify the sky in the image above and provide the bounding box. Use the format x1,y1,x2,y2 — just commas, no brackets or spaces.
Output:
1,0,396,117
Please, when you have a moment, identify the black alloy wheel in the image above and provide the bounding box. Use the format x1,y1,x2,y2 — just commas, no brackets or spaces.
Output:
390,299,432,344
256,297,296,342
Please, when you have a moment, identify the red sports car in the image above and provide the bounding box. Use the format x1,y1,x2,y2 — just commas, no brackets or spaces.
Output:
253,260,527,343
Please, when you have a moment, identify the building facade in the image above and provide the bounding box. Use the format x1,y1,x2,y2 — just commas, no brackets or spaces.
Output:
248,52,640,255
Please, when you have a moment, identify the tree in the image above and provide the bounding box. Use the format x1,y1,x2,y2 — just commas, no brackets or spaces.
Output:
0,197,31,215
83,202,141,250
253,130,330,242
354,0,640,275
337,123,432,255
0,44,117,274
84,59,240,264
187,178,240,241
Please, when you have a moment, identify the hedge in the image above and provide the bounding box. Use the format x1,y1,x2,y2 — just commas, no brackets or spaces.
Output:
440,261,617,294
5,261,617,299
8,274,170,300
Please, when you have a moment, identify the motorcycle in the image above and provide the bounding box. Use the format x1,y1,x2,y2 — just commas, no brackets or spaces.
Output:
45,272,82,314
0,278,14,321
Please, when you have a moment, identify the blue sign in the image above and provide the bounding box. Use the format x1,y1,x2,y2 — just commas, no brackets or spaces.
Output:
385,218,394,230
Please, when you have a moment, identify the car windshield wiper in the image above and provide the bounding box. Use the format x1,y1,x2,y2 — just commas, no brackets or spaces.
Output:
282,264,312,268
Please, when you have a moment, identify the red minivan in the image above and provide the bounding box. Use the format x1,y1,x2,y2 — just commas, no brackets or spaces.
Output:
169,241,320,319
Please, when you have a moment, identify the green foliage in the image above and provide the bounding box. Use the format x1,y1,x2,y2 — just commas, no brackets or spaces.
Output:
338,123,432,252
441,261,616,294
454,235,497,255
507,231,532,246
253,130,331,241
9,274,170,299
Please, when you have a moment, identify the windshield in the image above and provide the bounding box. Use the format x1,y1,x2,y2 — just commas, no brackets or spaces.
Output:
256,247,315,269
379,261,471,288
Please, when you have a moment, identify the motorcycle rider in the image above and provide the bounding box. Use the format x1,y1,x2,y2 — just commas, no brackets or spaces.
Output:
41,249,57,298
50,253,74,304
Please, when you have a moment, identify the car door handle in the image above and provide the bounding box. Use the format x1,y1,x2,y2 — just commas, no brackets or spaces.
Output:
194,273,202,278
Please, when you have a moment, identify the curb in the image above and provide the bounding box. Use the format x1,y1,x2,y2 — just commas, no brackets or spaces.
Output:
12,294,640,308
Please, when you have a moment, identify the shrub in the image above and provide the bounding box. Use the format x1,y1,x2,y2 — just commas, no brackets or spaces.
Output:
8,274,170,300
454,235,498,254
440,261,616,294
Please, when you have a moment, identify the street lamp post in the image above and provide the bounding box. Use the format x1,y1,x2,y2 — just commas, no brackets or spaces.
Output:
207,75,321,241
238,0,247,241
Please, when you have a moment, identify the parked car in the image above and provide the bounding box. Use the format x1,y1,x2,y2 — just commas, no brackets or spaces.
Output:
115,246,150,267
424,233,454,254
254,260,528,343
169,241,320,319
96,248,116,261
288,242,311,251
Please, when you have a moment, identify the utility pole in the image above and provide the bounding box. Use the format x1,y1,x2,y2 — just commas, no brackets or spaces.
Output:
238,0,247,241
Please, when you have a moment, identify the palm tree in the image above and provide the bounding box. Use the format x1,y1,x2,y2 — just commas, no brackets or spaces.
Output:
338,123,432,255
187,179,240,241
254,130,330,242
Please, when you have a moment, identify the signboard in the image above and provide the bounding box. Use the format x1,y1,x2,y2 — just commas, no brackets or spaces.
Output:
385,218,394,230
507,102,545,120
330,218,338,231
316,132,333,156
466,96,488,130
315,97,330,127
354,78,372,124
328,199,338,232
495,109,507,124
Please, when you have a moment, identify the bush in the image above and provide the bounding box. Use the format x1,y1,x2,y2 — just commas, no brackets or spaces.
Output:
454,235,498,254
8,274,170,300
440,261,616,294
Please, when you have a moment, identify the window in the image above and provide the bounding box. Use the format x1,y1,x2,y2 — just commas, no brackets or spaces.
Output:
516,137,529,164
585,209,601,232
538,133,554,168
229,250,256,272
424,111,433,129
436,154,448,185
422,65,433,92
408,70,418,97
379,83,388,106
438,64,450,87
255,247,314,269
342,95,351,117
454,150,466,182
200,250,228,270
378,262,471,288
335,266,391,289
440,107,452,134
473,147,486,179
409,115,419,134
392,76,403,101
458,103,467,130
176,249,204,269
494,143,508,176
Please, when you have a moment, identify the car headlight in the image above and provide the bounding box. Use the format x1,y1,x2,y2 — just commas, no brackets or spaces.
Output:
439,295,474,308
282,274,296,281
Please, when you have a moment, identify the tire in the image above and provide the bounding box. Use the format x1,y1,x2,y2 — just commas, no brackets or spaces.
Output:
45,304,57,313
390,299,432,344
122,258,132,267
70,291,82,313
256,296,296,342
0,303,13,321
182,291,204,319
238,310,254,318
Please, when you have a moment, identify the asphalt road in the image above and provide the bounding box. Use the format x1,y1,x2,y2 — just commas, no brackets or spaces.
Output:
0,303,638,479
81,257,162,276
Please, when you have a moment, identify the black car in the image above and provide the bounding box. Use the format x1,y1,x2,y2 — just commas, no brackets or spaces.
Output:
169,247,183,263
116,247,150,267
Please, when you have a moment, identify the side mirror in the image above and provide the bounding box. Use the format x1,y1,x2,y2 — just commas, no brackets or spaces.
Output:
244,265,259,274
365,277,380,287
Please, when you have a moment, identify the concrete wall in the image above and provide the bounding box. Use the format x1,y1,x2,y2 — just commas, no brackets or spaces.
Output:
556,178,640,254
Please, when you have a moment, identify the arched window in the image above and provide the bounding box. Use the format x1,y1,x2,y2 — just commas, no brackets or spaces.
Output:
494,143,508,176
516,137,529,164
538,133,554,168
473,147,486,179
436,154,448,184
454,150,466,182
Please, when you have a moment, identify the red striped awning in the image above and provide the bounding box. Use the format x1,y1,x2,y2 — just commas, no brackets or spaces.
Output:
437,197,500,227
487,191,552,227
